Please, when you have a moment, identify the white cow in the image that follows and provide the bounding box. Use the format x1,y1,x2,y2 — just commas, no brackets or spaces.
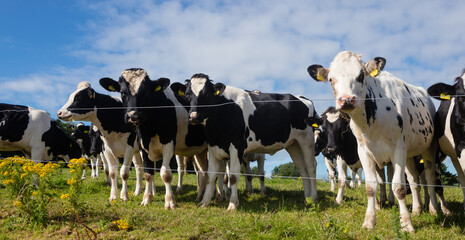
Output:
308,51,440,233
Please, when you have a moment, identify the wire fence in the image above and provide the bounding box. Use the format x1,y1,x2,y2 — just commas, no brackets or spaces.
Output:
1,157,463,190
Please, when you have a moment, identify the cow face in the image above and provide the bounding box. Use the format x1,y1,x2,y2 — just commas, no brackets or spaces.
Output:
58,82,97,121
71,123,89,140
100,68,170,125
428,70,465,105
171,73,225,125
319,107,351,156
89,125,102,155
308,51,385,112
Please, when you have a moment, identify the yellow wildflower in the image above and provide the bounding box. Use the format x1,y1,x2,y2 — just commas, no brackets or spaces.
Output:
326,222,331,228
20,173,28,179
113,219,129,230
3,179,14,185
60,193,70,200
13,200,22,208
67,178,77,185
32,191,38,196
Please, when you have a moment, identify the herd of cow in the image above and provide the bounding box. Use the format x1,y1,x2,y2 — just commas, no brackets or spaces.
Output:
1,51,465,233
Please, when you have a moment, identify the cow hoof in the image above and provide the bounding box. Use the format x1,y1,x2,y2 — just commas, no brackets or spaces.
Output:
109,195,118,202
349,182,356,189
215,194,224,202
442,206,452,216
335,198,343,205
228,203,237,211
198,202,209,208
175,187,182,195
133,189,142,196
120,194,129,201
401,224,415,234
412,209,422,216
362,213,376,230
141,194,153,206
165,201,176,210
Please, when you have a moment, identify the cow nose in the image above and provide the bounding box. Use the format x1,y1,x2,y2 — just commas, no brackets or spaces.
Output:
189,112,200,124
337,95,356,109
57,110,63,117
326,146,337,155
127,111,139,125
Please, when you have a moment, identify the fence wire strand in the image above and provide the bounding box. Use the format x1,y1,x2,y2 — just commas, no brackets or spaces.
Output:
1,157,463,190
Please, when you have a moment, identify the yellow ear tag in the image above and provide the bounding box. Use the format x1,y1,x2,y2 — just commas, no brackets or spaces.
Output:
84,131,89,134
70,144,73,148
370,69,379,77
419,159,424,164
178,90,185,96
440,93,451,100
108,85,116,91
312,123,319,128
316,73,325,81
155,86,162,92
214,90,220,96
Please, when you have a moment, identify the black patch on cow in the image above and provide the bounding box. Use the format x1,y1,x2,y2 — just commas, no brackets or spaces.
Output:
364,88,377,126
248,137,253,142
0,103,30,142
185,124,206,147
410,98,416,107
404,84,411,94
386,106,391,111
397,115,403,131
407,109,414,125
42,121,82,159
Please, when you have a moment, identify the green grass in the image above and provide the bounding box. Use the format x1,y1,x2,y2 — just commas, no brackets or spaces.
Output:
1,169,465,239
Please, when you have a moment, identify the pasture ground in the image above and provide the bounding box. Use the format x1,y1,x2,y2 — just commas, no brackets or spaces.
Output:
1,168,464,239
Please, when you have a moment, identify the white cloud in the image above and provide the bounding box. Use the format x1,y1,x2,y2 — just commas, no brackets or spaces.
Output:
2,0,465,176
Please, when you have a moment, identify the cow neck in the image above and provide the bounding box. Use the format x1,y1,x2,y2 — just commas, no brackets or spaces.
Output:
91,92,133,135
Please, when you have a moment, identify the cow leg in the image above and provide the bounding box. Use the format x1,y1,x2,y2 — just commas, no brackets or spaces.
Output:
449,155,465,212
132,153,144,196
375,165,386,209
405,157,422,215
216,160,226,202
90,156,98,178
349,167,356,189
287,141,317,203
140,150,155,206
386,163,395,206
336,156,347,205
325,157,336,192
199,149,220,208
100,153,111,187
160,144,176,209
227,146,242,211
422,147,440,214
358,147,378,230
257,154,266,195
119,150,133,201
194,150,208,202
103,149,119,201
391,147,414,233
243,158,253,195
175,155,184,195
356,168,363,187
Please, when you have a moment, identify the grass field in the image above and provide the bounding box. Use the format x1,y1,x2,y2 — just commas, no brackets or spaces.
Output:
1,167,465,240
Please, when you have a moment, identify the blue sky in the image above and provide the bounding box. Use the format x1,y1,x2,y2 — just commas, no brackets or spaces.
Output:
2,0,465,178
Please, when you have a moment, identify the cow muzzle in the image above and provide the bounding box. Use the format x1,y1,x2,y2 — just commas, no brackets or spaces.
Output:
189,111,201,125
126,111,139,125
57,110,72,121
337,95,356,111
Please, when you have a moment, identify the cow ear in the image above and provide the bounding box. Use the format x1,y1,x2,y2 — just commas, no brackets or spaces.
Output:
213,83,226,96
305,116,323,128
152,77,170,92
100,78,120,92
170,82,187,96
307,65,329,82
428,83,454,101
365,57,386,77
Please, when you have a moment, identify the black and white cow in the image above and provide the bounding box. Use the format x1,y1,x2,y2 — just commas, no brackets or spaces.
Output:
57,82,146,202
428,69,465,212
308,51,439,233
88,124,111,186
0,103,81,162
313,107,363,204
72,123,99,179
170,73,318,210
99,69,208,208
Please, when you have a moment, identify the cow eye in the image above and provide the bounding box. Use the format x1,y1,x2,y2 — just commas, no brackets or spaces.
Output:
356,70,365,83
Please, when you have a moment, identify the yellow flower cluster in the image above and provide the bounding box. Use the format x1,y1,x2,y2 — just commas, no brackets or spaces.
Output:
67,178,77,185
22,161,59,178
13,200,22,208
113,219,129,230
0,157,59,186
60,193,70,200
68,158,88,172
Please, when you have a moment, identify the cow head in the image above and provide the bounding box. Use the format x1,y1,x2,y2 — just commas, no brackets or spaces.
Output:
428,70,465,105
307,51,385,112
171,73,225,125
88,125,102,155
71,123,90,140
58,81,98,121
99,68,170,125
319,107,351,156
